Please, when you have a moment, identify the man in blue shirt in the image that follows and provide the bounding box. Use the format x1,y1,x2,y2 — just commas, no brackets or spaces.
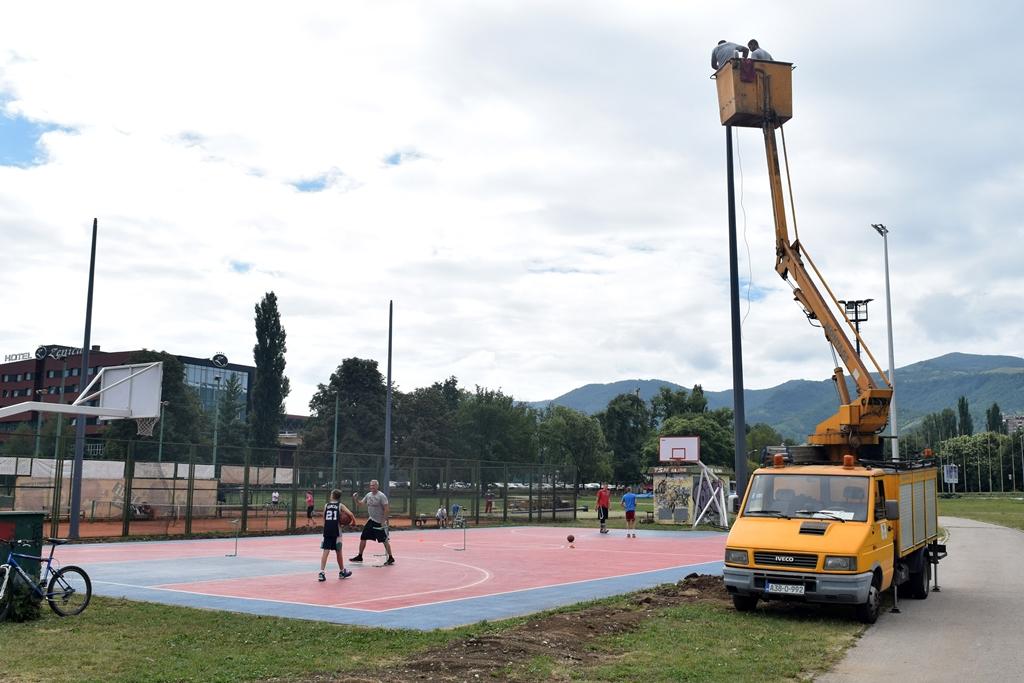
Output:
621,486,638,538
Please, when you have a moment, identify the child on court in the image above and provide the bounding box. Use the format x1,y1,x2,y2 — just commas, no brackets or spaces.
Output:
436,505,448,528
318,489,354,582
621,486,638,538
596,483,611,533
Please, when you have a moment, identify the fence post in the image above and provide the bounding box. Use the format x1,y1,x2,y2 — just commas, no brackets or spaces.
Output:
122,440,135,537
289,451,299,531
528,466,534,523
572,466,578,521
185,445,196,535
50,437,65,539
410,457,419,520
474,461,481,525
241,447,251,533
502,464,509,522
445,458,452,519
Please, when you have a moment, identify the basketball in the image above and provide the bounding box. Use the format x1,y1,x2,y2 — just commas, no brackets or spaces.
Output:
567,534,575,543
339,511,355,526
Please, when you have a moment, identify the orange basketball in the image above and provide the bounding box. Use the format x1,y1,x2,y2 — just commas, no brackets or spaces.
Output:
567,534,575,543
339,511,355,526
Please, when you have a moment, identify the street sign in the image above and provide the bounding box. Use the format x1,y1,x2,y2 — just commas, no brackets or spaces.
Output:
943,464,959,484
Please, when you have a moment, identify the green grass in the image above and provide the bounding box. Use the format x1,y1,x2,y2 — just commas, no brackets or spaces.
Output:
0,588,863,683
577,602,858,682
0,596,508,683
939,494,1024,531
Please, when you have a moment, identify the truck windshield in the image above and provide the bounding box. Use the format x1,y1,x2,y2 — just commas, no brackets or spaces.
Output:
742,474,869,522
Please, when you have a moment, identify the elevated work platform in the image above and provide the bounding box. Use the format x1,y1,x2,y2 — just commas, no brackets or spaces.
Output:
714,58,793,127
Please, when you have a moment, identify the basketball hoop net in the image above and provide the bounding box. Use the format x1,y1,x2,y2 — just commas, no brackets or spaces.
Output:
135,416,159,437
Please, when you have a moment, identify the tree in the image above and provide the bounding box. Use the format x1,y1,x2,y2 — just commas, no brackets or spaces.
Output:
986,403,1006,434
650,385,708,425
596,393,651,484
250,292,289,449
957,395,974,436
2,423,35,456
455,387,538,464
302,358,388,462
746,422,788,458
538,405,612,484
213,374,248,462
393,381,461,462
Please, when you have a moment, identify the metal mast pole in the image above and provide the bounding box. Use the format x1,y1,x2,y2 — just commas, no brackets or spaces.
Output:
383,300,394,496
332,393,339,487
69,218,98,539
726,127,748,499
872,224,898,461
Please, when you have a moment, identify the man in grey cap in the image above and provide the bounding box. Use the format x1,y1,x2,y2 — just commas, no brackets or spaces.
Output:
712,39,749,71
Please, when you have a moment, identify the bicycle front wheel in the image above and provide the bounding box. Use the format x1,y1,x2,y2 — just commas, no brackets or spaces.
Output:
47,565,91,616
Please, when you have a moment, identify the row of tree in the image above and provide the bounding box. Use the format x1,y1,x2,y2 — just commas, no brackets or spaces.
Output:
3,289,800,486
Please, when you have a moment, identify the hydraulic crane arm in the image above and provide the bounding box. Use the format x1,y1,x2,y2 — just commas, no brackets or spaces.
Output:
762,120,892,453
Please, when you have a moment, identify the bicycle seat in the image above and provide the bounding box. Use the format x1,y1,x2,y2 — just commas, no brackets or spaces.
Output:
45,537,70,545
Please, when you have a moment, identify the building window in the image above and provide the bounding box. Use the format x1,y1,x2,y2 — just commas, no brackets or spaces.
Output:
70,368,80,377
47,369,57,378
24,372,33,381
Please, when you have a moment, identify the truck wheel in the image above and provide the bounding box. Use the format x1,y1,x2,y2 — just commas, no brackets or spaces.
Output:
732,594,759,612
855,582,881,624
908,556,931,600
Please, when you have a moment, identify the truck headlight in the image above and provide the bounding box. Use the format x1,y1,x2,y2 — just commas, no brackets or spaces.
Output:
725,549,749,564
824,556,856,571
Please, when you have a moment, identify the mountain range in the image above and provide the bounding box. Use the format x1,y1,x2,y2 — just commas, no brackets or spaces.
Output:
529,353,1024,441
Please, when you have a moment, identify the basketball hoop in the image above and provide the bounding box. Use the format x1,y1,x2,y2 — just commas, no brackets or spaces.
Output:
135,416,159,437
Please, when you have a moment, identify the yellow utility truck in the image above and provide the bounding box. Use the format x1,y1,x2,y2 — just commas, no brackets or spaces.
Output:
713,58,945,622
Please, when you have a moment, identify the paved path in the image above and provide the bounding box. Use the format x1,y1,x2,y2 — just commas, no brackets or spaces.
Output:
819,516,1024,682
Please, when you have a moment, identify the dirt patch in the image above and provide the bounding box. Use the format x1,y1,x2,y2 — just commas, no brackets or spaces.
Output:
329,573,732,683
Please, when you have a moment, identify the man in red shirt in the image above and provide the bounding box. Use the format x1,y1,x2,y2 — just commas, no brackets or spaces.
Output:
596,483,611,534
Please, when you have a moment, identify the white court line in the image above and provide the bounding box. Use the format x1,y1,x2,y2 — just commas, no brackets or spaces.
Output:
93,580,378,613
330,557,493,608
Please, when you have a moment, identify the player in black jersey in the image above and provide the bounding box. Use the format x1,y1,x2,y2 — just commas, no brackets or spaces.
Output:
319,489,355,581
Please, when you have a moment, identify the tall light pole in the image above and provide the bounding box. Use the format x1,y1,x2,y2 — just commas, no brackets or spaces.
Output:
212,375,221,469
157,400,169,462
872,224,898,461
332,393,340,487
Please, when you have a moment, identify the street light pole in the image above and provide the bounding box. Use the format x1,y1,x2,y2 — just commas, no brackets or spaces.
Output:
872,224,899,461
332,393,340,487
212,375,221,469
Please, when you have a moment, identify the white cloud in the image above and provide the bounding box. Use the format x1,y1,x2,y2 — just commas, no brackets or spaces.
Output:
2,1,1023,414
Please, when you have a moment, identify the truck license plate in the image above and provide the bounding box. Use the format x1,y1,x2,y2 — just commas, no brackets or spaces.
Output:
766,582,805,595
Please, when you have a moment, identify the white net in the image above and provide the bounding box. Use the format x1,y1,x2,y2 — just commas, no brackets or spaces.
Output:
135,416,159,437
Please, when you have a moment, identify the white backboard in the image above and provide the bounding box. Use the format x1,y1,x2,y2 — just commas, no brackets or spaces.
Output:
659,436,701,463
98,362,164,419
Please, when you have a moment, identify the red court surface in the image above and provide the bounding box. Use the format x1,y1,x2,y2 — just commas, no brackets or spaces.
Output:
62,526,726,629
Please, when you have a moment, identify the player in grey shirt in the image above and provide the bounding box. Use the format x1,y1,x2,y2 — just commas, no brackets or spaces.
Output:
712,39,749,71
349,479,396,565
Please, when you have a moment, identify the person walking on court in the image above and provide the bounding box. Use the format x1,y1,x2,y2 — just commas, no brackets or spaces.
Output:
484,489,495,514
711,39,749,71
596,483,611,534
621,486,638,538
305,490,315,526
747,38,773,61
349,479,396,566
318,489,354,581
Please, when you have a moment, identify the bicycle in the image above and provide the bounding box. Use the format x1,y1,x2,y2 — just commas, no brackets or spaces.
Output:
0,537,92,620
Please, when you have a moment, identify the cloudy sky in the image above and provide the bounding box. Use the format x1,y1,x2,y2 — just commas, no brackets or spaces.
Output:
2,1,1022,414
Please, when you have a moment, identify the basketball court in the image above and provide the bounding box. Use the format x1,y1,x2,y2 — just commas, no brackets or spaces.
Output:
60,526,726,629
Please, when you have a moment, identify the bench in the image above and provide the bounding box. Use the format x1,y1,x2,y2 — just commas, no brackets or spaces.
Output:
413,514,430,528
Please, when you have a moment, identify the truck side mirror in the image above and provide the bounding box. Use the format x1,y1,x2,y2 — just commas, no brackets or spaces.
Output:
884,500,899,520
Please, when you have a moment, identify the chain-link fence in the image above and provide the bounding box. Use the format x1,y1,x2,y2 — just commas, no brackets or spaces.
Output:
0,430,578,539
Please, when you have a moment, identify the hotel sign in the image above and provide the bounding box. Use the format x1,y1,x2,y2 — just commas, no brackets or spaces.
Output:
3,352,32,362
36,345,84,360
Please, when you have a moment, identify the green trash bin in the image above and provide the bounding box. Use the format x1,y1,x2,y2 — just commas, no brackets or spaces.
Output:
0,511,45,581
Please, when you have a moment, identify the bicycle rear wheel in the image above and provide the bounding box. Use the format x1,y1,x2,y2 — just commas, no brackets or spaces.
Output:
0,565,11,621
47,565,91,616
